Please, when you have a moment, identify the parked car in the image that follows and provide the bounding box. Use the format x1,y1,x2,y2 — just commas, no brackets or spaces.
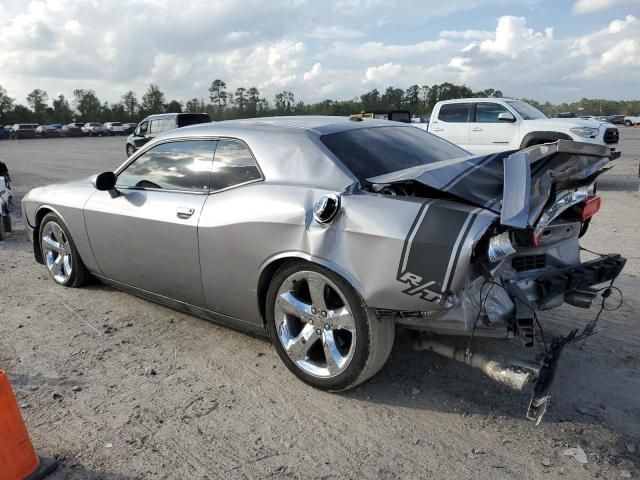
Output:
624,115,640,126
0,161,12,240
350,110,412,123
0,126,10,139
10,123,38,139
61,123,85,137
82,122,107,136
125,112,211,157
36,125,62,138
605,115,624,124
104,122,125,136
122,123,137,135
427,98,620,159
22,116,626,422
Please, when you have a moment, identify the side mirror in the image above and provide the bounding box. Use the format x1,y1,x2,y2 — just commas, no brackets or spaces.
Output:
92,171,117,191
498,112,516,122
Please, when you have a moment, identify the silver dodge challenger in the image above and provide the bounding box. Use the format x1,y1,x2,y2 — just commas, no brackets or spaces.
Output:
22,116,625,421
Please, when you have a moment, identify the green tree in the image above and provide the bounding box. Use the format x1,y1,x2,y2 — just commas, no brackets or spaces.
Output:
360,89,380,111
208,79,228,115
234,87,247,115
73,89,102,120
52,94,73,124
381,87,404,110
405,85,420,107
274,91,295,114
140,84,166,116
0,85,14,122
185,97,207,113
26,89,49,122
166,99,183,113
121,91,139,122
246,87,260,117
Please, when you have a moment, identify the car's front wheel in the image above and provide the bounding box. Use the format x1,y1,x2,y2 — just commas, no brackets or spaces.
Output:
40,213,89,287
266,261,395,391
624,120,632,127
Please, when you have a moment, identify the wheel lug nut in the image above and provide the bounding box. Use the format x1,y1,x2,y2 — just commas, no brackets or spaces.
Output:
311,307,317,314
324,324,330,330
321,311,327,317
309,319,314,325
315,329,321,335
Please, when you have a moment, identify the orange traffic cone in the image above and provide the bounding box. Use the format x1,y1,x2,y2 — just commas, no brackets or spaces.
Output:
0,370,57,480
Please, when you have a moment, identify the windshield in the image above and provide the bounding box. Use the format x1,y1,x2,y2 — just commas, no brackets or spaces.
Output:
506,100,547,120
321,126,469,181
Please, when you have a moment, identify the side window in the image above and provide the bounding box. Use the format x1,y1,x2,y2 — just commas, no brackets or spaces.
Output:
162,118,176,132
149,120,161,134
475,102,511,123
117,140,216,192
438,103,472,123
137,121,149,136
211,140,262,192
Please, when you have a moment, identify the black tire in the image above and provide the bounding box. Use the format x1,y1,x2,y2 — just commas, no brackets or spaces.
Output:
0,215,5,241
126,144,136,157
3,211,11,232
624,120,632,127
39,213,90,287
266,260,395,392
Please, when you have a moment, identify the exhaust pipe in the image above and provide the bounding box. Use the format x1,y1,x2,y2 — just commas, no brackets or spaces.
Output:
414,338,540,391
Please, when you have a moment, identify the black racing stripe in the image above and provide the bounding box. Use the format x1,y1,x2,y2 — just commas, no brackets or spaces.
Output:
396,200,432,278
443,213,478,292
441,153,501,192
403,205,470,287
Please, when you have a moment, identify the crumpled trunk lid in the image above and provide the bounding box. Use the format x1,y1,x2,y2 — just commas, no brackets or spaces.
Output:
366,140,611,229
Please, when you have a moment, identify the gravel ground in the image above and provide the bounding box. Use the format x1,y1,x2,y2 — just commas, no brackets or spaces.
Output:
0,130,639,480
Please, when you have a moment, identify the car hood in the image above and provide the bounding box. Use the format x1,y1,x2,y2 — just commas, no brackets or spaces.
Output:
367,140,610,229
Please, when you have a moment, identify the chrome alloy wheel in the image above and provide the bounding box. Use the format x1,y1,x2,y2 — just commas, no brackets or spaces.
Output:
274,270,357,378
41,221,73,284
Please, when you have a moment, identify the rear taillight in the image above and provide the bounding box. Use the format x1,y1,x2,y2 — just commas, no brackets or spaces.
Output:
578,195,601,221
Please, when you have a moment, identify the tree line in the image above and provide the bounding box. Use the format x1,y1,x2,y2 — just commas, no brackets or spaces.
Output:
0,80,638,126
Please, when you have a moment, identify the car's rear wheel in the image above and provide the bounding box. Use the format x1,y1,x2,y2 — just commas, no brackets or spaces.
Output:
266,261,395,391
40,213,89,287
126,144,136,157
2,210,11,233
624,120,632,127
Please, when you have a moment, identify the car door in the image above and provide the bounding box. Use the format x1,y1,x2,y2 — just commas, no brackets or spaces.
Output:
84,139,217,307
132,121,150,148
469,102,519,154
197,139,265,322
429,103,471,150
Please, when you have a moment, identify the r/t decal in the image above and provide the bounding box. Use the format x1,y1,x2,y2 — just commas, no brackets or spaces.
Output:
398,272,442,302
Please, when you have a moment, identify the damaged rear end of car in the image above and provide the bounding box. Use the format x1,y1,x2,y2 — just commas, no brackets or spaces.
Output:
357,139,626,422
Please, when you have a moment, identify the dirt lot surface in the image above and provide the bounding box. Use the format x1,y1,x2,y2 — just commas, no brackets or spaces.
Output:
1,130,639,480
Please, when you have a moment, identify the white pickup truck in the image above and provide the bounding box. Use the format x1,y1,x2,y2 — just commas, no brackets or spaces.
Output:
427,98,620,159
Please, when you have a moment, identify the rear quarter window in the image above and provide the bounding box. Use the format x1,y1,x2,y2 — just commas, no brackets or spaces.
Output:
210,139,262,191
321,126,468,181
438,103,472,123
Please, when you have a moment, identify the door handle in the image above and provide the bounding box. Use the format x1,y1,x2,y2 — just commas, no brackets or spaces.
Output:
176,207,195,219
471,127,483,131
432,127,444,132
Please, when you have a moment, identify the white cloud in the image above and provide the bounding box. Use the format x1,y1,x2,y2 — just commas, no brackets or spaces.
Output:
303,63,323,81
478,16,553,57
573,0,640,14
0,1,639,107
363,63,404,84
439,29,494,40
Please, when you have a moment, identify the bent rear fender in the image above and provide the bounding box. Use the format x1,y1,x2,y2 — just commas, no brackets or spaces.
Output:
324,193,497,313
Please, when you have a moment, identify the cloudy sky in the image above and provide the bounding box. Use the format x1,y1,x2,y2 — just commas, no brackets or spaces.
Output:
1,0,639,106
